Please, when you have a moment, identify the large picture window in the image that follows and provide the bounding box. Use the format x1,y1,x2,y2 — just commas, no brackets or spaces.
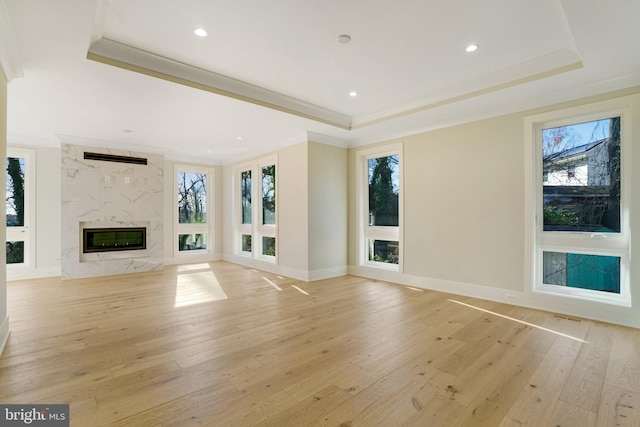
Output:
358,145,402,271
175,165,214,256
542,117,620,233
526,101,630,306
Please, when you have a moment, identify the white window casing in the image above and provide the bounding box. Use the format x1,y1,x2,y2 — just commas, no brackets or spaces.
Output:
234,155,278,263
356,143,403,272
524,99,631,306
174,164,215,257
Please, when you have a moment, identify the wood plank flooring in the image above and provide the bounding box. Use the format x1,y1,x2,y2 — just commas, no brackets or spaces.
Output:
1,261,640,426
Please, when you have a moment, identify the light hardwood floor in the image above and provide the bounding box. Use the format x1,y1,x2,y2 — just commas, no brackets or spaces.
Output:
1,261,640,426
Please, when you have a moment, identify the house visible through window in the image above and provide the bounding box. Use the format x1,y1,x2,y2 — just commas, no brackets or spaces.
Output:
527,104,630,306
542,117,620,234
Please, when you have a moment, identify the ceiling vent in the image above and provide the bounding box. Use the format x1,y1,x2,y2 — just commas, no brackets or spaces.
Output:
84,152,148,165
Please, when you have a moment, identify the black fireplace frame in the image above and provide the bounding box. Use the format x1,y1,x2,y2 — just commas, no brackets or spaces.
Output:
82,227,147,254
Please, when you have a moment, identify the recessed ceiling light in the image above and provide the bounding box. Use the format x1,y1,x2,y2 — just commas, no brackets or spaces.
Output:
194,28,208,37
337,34,352,44
237,136,243,141
349,91,358,97
465,43,479,53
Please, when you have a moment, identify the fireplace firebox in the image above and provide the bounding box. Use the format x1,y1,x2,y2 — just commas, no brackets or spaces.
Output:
82,227,147,253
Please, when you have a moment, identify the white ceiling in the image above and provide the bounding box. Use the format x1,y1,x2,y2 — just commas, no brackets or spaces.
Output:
2,0,639,164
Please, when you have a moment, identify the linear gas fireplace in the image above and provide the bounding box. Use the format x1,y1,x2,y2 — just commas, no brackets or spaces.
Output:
82,227,147,253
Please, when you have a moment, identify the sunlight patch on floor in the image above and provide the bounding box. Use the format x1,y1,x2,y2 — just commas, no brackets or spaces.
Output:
174,271,228,307
291,285,310,296
447,299,588,343
263,276,282,291
177,263,211,272
406,286,424,292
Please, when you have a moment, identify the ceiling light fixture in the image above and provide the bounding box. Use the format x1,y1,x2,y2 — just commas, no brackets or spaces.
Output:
465,43,479,53
237,136,243,141
349,91,358,97
337,34,352,44
194,28,208,37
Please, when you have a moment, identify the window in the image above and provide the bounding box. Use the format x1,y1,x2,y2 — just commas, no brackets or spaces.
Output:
175,165,214,256
6,147,35,268
262,236,276,257
358,145,402,271
262,165,276,225
241,170,251,225
235,156,277,262
526,101,630,306
241,234,252,253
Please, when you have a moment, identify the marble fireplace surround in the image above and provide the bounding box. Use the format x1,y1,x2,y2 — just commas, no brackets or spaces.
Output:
61,144,164,279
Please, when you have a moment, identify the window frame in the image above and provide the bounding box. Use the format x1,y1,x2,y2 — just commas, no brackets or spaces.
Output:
238,167,253,257
257,162,277,261
525,100,631,306
6,147,36,270
536,246,629,306
174,164,215,257
234,155,278,263
357,143,403,272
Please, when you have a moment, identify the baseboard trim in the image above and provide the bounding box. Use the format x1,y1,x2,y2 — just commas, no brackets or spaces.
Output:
0,315,10,356
308,266,349,281
222,254,348,282
223,253,285,277
7,266,62,281
348,266,640,329
164,253,222,265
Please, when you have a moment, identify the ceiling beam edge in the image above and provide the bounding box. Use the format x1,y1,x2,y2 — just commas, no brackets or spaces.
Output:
0,0,23,82
87,38,351,130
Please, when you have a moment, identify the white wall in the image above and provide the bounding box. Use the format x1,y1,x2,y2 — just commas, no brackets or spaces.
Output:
308,141,347,279
402,114,524,290
1,71,9,355
35,147,61,275
277,142,310,276
348,87,640,328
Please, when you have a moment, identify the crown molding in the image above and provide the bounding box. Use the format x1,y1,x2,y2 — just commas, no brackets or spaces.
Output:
306,131,349,148
351,49,583,129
